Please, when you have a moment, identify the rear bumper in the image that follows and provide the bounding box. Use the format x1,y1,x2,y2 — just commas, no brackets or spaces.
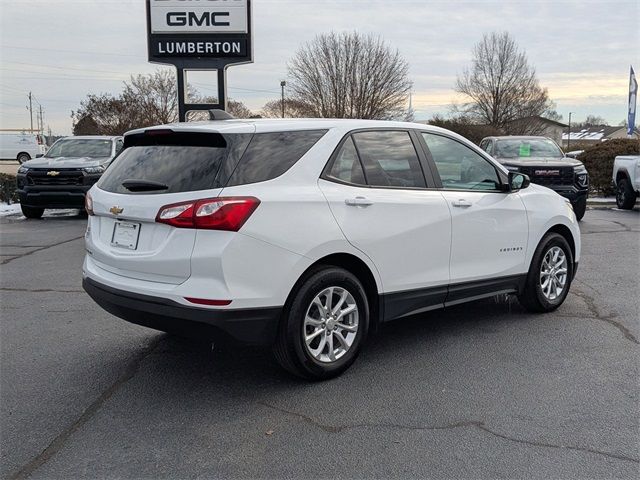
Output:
83,277,282,346
18,185,90,209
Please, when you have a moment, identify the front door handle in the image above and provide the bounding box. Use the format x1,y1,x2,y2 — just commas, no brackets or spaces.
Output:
451,199,473,208
345,196,374,207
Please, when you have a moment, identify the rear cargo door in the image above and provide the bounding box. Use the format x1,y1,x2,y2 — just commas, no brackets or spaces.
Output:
86,128,253,284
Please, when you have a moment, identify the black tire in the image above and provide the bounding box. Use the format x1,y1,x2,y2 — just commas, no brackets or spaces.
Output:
17,153,31,164
21,205,44,219
616,177,637,210
273,267,369,380
572,196,587,221
518,232,574,313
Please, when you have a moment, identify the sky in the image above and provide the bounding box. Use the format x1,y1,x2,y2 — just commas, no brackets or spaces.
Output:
1,0,638,135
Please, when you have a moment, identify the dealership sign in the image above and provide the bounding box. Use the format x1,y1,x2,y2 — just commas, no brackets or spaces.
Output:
146,0,253,68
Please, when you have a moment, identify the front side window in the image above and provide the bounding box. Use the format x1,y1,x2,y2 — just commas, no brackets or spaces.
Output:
422,133,501,191
351,131,426,188
326,137,366,185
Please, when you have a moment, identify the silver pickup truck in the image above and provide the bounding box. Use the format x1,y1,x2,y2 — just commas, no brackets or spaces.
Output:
613,155,640,209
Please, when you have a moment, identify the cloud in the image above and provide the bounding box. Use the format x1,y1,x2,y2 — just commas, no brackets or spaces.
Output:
1,0,638,134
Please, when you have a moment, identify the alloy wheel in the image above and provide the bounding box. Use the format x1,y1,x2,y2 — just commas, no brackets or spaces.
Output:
303,286,359,363
539,246,568,301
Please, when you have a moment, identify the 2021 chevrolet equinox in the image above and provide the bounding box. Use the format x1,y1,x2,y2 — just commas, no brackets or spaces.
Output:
83,119,581,379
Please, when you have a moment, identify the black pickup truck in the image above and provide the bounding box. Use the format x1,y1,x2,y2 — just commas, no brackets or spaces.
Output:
479,136,589,220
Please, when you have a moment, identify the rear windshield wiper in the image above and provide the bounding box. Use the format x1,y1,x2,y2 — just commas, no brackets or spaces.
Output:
122,180,169,192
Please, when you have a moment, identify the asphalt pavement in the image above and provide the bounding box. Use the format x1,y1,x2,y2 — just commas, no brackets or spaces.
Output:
1,207,638,479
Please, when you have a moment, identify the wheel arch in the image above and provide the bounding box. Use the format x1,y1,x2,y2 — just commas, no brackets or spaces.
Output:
544,224,577,277
17,151,31,160
286,252,383,329
616,168,630,183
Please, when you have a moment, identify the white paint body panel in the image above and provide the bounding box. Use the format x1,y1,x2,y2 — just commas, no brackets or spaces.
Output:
84,119,581,314
440,190,529,283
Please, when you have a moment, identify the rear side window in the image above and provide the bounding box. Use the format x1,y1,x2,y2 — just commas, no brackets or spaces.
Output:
227,130,327,186
352,131,426,188
98,132,252,194
326,137,366,185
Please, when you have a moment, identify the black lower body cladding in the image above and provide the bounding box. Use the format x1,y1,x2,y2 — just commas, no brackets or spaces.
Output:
82,277,282,346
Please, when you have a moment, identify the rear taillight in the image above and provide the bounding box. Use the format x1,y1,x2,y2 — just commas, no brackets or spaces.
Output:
85,192,94,216
156,197,260,231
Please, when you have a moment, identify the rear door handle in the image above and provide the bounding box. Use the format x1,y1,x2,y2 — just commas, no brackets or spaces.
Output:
345,196,374,207
451,199,473,208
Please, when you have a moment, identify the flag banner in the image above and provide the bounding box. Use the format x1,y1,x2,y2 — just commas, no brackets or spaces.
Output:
629,66,638,136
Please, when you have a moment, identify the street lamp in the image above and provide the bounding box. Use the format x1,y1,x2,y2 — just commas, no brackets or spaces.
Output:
280,81,286,118
567,112,574,151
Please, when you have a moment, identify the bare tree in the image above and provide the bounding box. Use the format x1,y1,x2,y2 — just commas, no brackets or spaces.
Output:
288,32,412,120
73,69,254,133
123,70,179,126
574,115,608,128
260,99,315,118
455,32,552,133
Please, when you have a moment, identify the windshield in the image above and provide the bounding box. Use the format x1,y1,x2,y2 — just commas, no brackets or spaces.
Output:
494,139,563,159
46,139,113,158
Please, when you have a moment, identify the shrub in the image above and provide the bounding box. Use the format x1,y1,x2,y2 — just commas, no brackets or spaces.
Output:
577,139,640,195
0,173,18,204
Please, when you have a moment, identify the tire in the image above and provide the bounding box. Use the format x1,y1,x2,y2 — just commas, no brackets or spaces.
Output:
518,232,573,313
17,153,31,164
21,205,44,219
273,267,369,380
616,178,637,210
572,196,587,221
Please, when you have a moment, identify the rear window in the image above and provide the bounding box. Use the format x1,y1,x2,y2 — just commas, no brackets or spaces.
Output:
98,132,252,194
226,130,328,186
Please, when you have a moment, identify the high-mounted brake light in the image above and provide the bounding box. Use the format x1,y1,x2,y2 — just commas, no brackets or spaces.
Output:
156,197,260,231
145,129,174,136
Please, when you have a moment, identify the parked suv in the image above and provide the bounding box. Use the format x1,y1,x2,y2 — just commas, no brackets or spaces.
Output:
83,120,580,379
16,135,123,218
480,136,589,220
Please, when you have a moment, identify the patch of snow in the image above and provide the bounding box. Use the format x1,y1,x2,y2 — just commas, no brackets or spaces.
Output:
0,202,22,217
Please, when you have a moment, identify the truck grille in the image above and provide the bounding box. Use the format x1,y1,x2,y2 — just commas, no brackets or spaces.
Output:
27,169,84,186
519,166,574,187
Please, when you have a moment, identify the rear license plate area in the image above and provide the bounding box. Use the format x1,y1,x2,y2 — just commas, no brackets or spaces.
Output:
111,221,141,250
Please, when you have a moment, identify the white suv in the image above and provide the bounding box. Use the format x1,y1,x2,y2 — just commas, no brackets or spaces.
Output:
83,119,581,379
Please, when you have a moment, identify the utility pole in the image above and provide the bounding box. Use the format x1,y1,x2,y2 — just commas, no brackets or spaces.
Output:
38,105,44,134
280,81,286,118
28,92,33,132
567,112,574,151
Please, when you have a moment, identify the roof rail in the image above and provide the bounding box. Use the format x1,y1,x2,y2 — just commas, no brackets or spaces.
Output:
208,109,235,121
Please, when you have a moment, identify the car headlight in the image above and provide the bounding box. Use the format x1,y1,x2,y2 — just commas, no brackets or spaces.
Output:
574,165,589,187
18,166,29,174
83,166,106,174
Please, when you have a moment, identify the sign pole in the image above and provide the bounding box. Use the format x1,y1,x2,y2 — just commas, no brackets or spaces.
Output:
146,0,253,122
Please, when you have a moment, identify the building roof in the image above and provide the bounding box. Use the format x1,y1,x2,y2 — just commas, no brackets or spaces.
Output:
507,115,568,128
561,126,633,141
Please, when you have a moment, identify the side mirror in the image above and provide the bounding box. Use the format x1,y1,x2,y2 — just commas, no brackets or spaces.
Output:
508,172,530,191
36,154,44,158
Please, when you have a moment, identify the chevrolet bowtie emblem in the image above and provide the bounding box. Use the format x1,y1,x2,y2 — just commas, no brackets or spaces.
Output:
110,206,124,215
47,171,60,176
